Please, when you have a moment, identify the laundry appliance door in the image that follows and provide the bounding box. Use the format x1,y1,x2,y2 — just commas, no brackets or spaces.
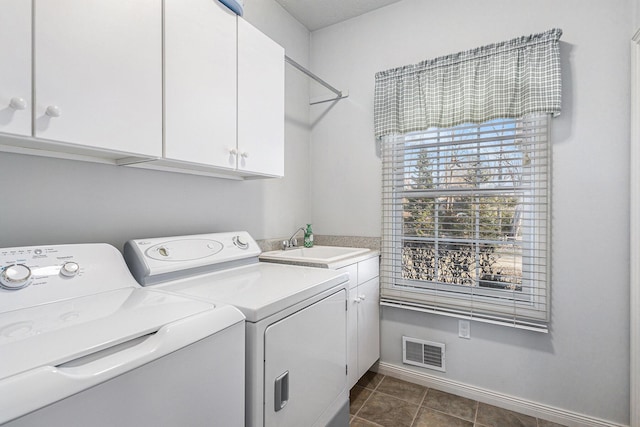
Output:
264,289,347,427
4,320,244,427
1,296,245,427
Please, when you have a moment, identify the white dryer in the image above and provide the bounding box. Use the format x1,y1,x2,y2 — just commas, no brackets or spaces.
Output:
124,231,350,427
0,243,245,426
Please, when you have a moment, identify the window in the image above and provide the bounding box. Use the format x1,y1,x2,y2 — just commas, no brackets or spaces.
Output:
381,114,550,331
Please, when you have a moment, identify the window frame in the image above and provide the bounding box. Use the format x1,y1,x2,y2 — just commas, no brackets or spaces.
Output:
381,114,551,330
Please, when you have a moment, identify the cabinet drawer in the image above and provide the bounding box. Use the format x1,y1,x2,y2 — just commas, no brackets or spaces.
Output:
358,256,379,284
338,264,358,290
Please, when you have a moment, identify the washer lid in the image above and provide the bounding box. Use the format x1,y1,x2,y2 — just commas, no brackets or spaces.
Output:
0,288,234,381
156,262,349,322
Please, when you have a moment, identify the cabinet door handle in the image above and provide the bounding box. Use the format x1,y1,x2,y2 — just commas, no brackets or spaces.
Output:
9,97,27,110
240,151,249,158
229,148,238,156
354,297,361,303
45,105,61,118
274,371,289,412
359,294,366,301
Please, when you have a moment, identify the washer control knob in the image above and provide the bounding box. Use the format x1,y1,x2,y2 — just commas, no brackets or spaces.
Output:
157,247,170,257
232,235,249,250
0,264,32,290
60,261,80,277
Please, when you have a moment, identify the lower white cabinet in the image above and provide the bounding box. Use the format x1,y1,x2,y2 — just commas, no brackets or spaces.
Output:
355,277,380,384
338,256,380,388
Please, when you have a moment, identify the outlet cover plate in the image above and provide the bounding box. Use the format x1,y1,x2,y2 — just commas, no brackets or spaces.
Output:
458,320,470,339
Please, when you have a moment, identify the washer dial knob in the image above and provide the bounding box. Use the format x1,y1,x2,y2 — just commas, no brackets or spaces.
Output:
60,261,80,277
0,264,32,290
232,235,249,250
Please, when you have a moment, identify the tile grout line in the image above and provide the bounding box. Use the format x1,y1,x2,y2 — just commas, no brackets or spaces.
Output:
473,400,480,426
352,372,566,427
415,389,479,426
357,374,475,427
352,416,385,427
408,386,429,427
422,402,478,425
351,374,385,421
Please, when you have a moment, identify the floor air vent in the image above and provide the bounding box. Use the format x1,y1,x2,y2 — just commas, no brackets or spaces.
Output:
402,336,445,372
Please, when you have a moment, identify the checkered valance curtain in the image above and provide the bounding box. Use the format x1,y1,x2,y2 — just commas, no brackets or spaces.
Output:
374,29,562,139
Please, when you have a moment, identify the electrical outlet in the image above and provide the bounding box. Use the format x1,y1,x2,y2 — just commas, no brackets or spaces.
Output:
458,320,470,339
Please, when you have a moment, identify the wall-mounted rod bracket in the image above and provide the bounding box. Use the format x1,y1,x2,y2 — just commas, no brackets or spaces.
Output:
310,90,349,105
285,55,348,105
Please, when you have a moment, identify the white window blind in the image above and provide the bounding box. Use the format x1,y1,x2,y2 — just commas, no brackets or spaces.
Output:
381,114,550,331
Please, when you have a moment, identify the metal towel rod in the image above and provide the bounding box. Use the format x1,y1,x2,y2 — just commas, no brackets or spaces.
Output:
285,55,348,105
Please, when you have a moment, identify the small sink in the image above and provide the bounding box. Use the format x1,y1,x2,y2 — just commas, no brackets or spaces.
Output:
260,246,370,265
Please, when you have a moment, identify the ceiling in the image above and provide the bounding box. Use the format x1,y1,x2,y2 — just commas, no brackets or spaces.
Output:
272,0,403,31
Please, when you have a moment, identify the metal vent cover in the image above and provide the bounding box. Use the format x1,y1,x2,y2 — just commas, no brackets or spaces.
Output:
402,336,445,372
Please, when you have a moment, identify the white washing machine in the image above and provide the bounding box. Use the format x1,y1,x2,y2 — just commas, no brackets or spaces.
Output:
0,243,245,427
124,231,350,427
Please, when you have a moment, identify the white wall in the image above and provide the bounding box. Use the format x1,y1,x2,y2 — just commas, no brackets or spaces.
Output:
310,0,632,424
0,0,311,251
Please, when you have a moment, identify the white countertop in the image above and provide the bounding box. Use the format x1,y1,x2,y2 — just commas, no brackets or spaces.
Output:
260,246,379,269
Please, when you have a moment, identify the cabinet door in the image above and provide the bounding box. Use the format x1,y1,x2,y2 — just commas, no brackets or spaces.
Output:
0,0,31,136
237,19,284,176
264,290,346,427
357,277,380,379
34,0,161,157
339,263,359,388
348,287,359,388
164,0,237,167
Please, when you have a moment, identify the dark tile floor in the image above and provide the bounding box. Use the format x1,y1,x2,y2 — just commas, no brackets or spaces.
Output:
349,371,566,427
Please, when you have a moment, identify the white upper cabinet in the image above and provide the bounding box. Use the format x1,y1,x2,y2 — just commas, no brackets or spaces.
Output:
0,0,32,137
237,19,285,177
0,2,285,179
164,0,237,168
33,0,161,157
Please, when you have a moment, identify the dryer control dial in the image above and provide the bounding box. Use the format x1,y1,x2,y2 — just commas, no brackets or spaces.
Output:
0,264,32,290
232,235,249,250
60,261,80,277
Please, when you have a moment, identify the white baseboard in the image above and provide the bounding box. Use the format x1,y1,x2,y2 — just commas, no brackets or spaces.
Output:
375,362,627,427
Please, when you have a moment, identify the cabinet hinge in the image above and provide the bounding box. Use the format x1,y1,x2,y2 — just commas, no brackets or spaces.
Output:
345,300,348,311
346,365,348,376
